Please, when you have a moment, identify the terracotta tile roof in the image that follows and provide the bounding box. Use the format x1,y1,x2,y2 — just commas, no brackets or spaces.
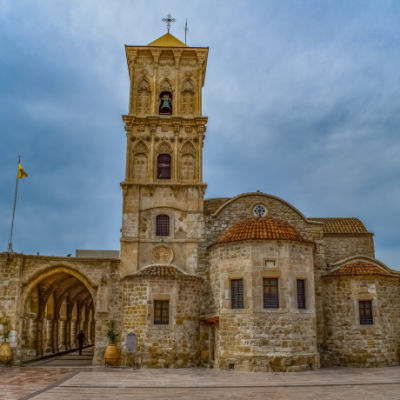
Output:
308,218,370,235
210,217,312,248
325,261,395,277
135,265,184,277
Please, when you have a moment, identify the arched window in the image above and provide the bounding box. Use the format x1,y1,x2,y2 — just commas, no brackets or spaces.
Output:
159,91,172,115
157,154,171,179
156,215,170,236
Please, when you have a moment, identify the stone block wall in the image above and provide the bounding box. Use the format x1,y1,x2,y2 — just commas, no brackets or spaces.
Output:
208,240,319,372
323,236,375,265
322,275,400,367
121,275,202,368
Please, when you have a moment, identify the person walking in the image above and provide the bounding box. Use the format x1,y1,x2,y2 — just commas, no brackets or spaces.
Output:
77,330,86,355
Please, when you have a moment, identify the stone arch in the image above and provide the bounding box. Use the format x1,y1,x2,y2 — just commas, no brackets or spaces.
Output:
157,141,173,154
181,79,194,115
20,265,96,314
19,265,97,359
181,141,195,155
210,192,324,224
132,141,149,180
137,78,151,114
133,140,149,154
159,78,173,92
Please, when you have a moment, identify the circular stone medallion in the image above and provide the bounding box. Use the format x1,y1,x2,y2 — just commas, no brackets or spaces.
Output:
253,204,267,217
151,244,174,264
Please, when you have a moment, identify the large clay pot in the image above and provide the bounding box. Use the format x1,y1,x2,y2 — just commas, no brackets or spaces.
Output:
104,344,119,366
0,342,12,364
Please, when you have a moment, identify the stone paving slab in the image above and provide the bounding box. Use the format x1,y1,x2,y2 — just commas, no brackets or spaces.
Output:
2,366,400,400
0,367,75,400
28,384,400,400
59,367,400,388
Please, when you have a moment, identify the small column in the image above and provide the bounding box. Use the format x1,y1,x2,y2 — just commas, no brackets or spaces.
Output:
149,130,155,182
71,320,77,348
197,126,204,183
75,319,81,348
87,319,92,345
53,315,59,353
36,320,43,357
66,319,71,350
45,319,54,353
128,51,137,114
91,320,96,344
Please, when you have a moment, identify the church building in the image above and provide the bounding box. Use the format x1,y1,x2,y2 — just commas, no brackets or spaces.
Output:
1,32,400,372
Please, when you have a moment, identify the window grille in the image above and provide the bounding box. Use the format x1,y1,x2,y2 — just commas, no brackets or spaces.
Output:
156,215,170,236
263,278,279,308
231,279,244,309
297,279,306,309
157,154,171,179
154,300,169,325
359,300,373,325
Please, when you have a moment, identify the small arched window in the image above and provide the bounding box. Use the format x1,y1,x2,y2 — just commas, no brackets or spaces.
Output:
156,215,170,236
157,154,171,179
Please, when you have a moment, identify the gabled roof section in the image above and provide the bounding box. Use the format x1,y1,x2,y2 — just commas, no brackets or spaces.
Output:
147,33,188,47
308,217,371,235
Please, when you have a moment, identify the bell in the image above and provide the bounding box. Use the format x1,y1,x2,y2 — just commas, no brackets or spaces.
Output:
161,99,171,113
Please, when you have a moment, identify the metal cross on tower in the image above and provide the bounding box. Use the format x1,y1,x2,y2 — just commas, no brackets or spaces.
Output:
162,14,176,33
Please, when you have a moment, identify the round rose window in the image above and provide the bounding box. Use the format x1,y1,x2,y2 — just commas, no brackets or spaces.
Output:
253,204,267,217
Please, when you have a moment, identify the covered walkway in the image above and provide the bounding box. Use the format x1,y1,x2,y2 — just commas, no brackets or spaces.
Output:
26,346,94,367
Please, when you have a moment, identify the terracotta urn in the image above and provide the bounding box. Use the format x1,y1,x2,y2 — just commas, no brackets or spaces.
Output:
104,344,119,366
0,342,12,364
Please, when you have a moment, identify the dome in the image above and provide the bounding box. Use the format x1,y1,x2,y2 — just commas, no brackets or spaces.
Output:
135,265,184,277
325,261,395,277
209,217,312,248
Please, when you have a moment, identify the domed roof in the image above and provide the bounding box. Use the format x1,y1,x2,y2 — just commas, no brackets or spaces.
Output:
325,261,395,277
209,217,312,248
135,265,184,277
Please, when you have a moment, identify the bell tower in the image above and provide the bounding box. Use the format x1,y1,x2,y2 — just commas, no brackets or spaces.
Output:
120,32,209,277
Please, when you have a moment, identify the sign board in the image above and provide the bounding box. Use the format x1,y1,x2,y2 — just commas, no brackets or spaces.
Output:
126,332,137,353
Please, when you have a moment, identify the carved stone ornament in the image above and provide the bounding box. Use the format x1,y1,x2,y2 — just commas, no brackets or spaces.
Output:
160,80,172,92
181,60,198,67
131,136,136,141
161,125,169,132
151,244,173,264
159,60,175,67
138,79,150,92
184,126,193,133
182,79,194,92
150,124,157,133
133,141,148,154
155,136,160,142
157,142,173,154
137,125,145,132
181,141,196,154
185,71,193,77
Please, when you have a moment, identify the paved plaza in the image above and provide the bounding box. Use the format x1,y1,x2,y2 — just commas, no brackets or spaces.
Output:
1,363,400,400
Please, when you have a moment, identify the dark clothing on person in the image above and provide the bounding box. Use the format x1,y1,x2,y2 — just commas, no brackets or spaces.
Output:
77,331,86,355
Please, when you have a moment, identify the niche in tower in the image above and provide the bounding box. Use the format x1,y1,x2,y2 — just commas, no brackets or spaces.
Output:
159,80,173,115
159,91,173,115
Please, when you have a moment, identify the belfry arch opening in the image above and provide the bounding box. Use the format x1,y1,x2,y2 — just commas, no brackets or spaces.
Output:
20,268,95,361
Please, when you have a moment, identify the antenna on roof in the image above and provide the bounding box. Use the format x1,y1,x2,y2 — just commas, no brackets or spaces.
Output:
183,19,189,44
162,14,176,33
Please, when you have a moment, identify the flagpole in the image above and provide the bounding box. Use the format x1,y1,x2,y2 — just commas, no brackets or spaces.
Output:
7,157,20,253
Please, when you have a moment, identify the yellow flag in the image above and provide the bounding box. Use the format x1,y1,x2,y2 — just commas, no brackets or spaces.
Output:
17,163,28,179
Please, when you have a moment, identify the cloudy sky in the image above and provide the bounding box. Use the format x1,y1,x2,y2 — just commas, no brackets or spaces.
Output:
1,0,400,268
